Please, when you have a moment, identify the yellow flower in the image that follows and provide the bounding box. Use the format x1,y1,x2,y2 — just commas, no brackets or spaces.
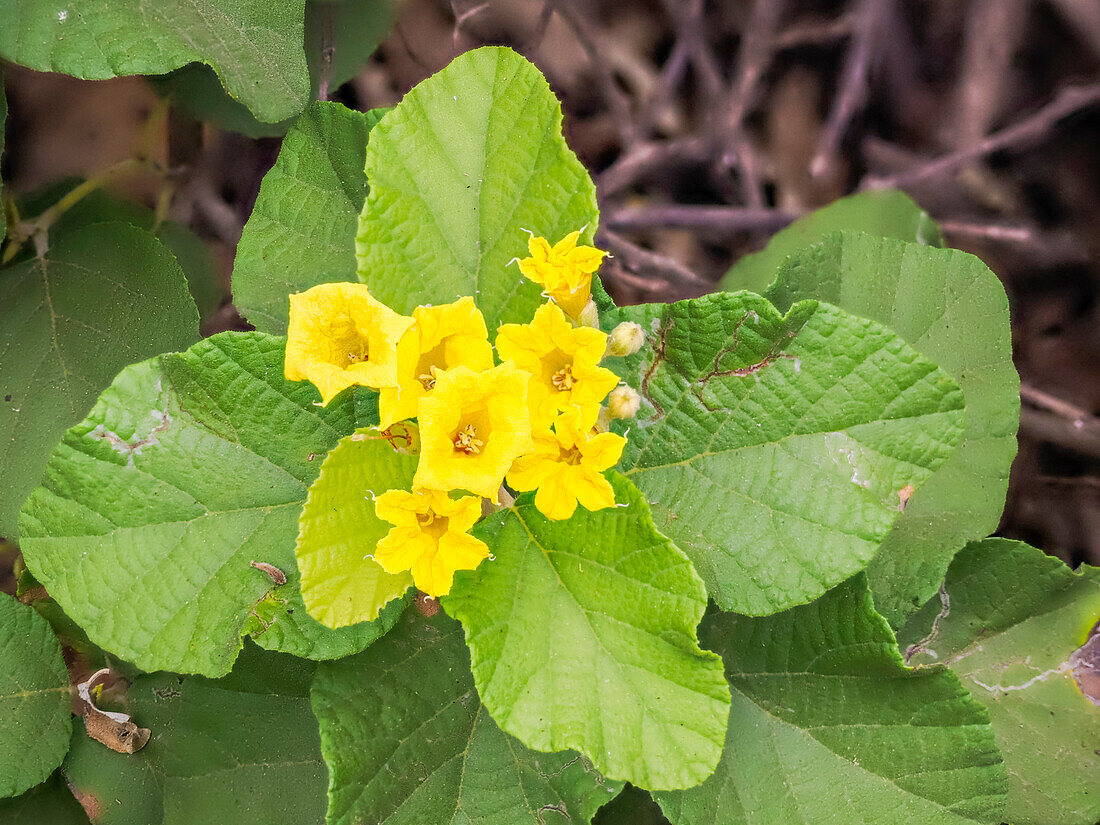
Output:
373,489,489,597
414,362,534,499
285,283,413,405
496,301,619,428
518,231,606,317
378,297,494,429
507,406,626,520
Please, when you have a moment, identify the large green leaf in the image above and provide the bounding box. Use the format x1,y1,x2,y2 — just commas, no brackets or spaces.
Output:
296,431,415,628
356,46,599,329
63,643,327,825
312,610,620,825
234,103,385,334
603,291,966,615
0,221,199,542
655,576,1007,825
720,190,942,294
445,474,730,791
19,332,402,676
17,181,225,320
0,774,88,824
768,233,1018,627
149,0,397,138
0,1,308,123
900,539,1100,825
0,594,72,799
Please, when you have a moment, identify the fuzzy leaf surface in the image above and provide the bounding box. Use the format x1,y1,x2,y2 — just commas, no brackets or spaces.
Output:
0,0,308,123
721,189,942,294
0,774,88,824
445,474,730,791
19,332,400,676
655,576,1007,825
63,644,326,825
0,594,72,799
0,221,199,541
900,539,1100,825
296,431,415,628
604,291,966,615
768,232,1018,626
312,610,619,825
234,103,386,333
356,46,599,329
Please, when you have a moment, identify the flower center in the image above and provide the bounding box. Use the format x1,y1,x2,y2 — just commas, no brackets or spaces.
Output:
559,445,584,466
551,366,575,391
453,424,484,455
416,511,451,539
415,342,449,390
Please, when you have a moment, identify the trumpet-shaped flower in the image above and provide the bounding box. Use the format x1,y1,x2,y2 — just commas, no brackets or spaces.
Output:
373,489,488,597
507,406,626,520
518,231,606,317
378,297,494,429
285,283,413,405
415,362,534,499
496,301,619,428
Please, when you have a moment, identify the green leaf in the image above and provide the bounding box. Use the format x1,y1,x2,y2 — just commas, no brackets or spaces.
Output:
296,430,415,628
0,773,89,824
900,539,1100,825
720,189,943,294
356,46,599,329
655,576,1007,825
0,593,72,799
0,0,309,124
19,332,402,676
63,643,327,825
234,102,385,334
603,291,966,615
148,0,397,138
0,221,199,542
14,182,225,320
767,232,1019,627
313,609,620,824
444,474,730,791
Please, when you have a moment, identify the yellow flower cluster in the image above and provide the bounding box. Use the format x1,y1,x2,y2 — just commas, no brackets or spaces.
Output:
285,233,632,597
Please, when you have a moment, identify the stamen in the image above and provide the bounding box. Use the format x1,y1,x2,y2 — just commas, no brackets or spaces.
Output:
418,366,440,390
552,366,575,391
453,424,484,454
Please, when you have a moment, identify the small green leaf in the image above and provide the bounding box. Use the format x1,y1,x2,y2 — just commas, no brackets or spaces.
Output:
445,474,730,791
767,232,1019,627
63,643,327,825
655,576,1007,825
720,189,943,294
20,332,400,676
312,610,620,825
0,773,88,824
356,46,599,329
148,0,397,138
0,221,199,541
0,593,72,799
900,539,1100,825
234,102,385,334
604,291,966,615
0,0,309,123
296,431,415,628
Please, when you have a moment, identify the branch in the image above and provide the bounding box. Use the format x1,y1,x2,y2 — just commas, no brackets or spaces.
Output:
599,228,711,289
605,204,795,235
1020,384,1100,460
863,83,1100,190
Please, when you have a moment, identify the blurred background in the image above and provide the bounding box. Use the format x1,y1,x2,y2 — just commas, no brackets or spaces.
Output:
3,0,1100,568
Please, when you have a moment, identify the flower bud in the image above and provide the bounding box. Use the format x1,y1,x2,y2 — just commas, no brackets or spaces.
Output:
576,298,600,329
606,322,644,357
606,385,641,420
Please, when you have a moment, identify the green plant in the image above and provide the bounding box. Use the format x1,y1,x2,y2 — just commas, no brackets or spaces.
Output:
1,28,1096,825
